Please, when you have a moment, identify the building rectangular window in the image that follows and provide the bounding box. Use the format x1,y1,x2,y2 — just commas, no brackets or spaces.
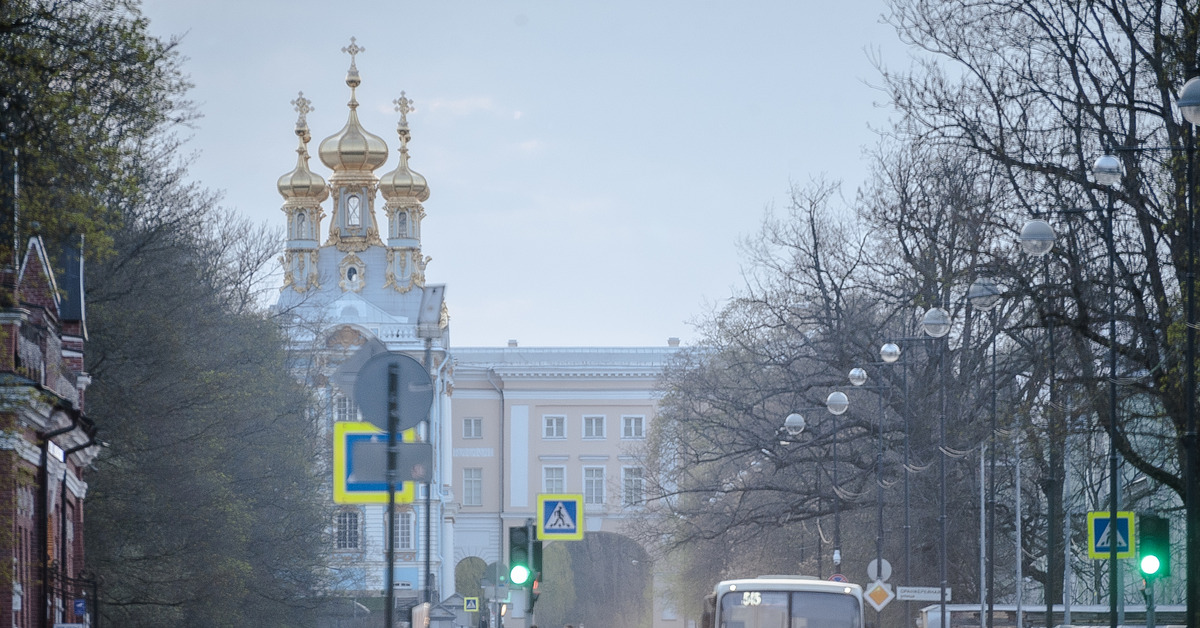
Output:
622,467,644,506
583,415,605,439
622,415,645,439
584,467,606,505
335,394,358,423
544,466,566,494
463,467,483,506
463,417,483,439
336,509,361,550
391,511,415,551
543,415,566,439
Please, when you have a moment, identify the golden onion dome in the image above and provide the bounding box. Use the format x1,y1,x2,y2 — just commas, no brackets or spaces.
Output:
318,38,389,172
379,92,430,202
277,92,329,202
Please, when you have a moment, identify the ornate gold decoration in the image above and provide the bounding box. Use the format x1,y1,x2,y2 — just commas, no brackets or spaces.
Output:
279,250,322,293
328,224,382,253
412,250,430,288
384,248,415,293
338,253,366,293
439,301,450,329
326,325,368,349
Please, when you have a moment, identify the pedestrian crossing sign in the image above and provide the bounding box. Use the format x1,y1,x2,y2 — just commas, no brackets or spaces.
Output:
537,493,584,540
1087,510,1134,559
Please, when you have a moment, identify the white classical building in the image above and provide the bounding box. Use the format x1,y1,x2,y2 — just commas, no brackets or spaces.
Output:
274,40,684,628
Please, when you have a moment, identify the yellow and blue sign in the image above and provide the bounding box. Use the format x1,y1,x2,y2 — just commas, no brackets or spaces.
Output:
537,493,584,540
333,421,417,504
1087,510,1134,559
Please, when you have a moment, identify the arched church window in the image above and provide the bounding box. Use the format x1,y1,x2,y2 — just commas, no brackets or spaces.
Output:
346,194,361,227
296,212,307,238
397,212,408,237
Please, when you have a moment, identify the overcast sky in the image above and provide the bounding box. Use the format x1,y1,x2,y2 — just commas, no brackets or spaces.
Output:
139,0,913,348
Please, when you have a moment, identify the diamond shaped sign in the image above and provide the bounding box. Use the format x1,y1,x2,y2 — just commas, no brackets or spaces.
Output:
865,580,895,611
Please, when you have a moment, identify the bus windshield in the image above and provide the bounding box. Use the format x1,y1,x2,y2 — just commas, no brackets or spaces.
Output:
719,590,862,628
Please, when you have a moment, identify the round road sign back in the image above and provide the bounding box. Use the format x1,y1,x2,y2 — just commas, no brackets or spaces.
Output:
354,352,434,431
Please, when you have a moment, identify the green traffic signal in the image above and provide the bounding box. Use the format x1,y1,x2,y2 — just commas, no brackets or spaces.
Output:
1138,513,1170,579
508,525,532,585
509,564,532,585
1140,554,1161,576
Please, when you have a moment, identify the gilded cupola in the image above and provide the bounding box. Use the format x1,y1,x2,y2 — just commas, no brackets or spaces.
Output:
379,92,431,203
277,92,329,203
318,38,389,173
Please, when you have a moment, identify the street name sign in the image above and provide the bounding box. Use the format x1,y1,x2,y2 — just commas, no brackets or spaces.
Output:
1087,510,1134,559
537,493,584,540
896,586,951,601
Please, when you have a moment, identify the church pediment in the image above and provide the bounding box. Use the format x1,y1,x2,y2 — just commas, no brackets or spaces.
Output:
325,291,408,327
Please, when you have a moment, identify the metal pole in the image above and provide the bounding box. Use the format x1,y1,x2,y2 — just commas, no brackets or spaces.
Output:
904,350,912,622
1184,121,1199,628
877,382,884,582
424,339,434,604
1046,256,1063,628
834,406,841,570
1107,185,1120,628
987,308,997,628
939,338,948,628
1016,434,1024,628
386,364,400,628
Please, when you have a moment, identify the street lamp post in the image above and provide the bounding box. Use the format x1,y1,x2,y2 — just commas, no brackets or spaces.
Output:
828,390,849,570
1020,218,1063,628
880,341,910,618
967,277,1002,628
1094,153,1123,628
848,363,888,602
1176,75,1200,628
922,306,952,628
785,390,850,573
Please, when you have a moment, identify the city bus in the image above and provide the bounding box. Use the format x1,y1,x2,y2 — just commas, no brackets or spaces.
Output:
702,576,865,628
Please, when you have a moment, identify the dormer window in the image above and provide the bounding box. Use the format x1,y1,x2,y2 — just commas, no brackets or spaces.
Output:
346,194,361,227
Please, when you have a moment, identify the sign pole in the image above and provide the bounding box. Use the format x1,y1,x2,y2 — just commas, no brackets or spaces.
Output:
385,363,400,628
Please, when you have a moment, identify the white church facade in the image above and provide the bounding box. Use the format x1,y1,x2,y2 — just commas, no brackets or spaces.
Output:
273,40,685,628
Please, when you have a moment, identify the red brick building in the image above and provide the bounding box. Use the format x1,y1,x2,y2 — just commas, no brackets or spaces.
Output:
0,237,97,627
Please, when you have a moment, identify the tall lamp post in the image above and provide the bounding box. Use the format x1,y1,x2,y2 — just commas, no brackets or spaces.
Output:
1093,153,1124,628
1176,75,1200,628
922,305,952,628
848,362,889,599
967,277,1002,628
786,390,850,573
880,341,910,619
1020,218,1064,628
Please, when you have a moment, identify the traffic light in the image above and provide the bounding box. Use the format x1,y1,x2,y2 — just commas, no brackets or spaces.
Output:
1138,513,1171,579
531,538,543,581
527,576,540,613
508,525,532,585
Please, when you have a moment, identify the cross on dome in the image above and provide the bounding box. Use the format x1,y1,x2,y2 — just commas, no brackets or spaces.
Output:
342,37,364,68
394,92,414,129
291,91,314,124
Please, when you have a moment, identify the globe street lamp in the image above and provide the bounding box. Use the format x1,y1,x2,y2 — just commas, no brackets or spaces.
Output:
1094,154,1123,628
1177,75,1200,628
848,361,892,617
968,277,1003,628
922,306,951,627
879,342,907,602
785,391,850,573
1020,216,1066,627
